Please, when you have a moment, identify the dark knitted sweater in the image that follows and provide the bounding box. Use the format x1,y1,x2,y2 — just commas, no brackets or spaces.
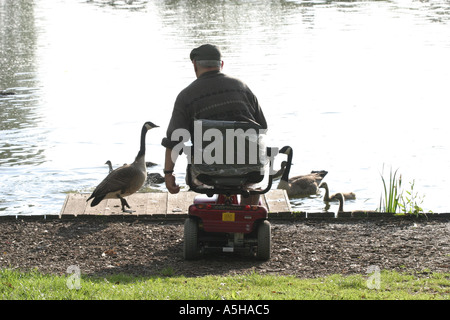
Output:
161,70,267,149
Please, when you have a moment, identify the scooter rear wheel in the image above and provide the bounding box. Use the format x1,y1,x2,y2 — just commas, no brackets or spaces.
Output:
183,217,199,260
256,220,271,260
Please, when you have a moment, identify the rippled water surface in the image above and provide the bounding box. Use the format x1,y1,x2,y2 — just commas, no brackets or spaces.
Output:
1,0,449,215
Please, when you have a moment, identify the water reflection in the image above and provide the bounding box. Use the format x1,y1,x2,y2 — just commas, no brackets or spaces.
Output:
0,1,36,85
86,0,149,10
154,0,321,45
0,0,44,166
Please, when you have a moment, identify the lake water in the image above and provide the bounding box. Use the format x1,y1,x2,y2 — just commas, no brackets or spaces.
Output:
1,0,449,216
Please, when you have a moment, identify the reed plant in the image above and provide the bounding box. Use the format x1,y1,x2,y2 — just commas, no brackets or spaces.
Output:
378,165,403,213
378,165,431,216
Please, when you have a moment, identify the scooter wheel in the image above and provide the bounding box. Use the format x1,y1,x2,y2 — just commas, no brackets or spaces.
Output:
183,217,199,260
256,220,271,260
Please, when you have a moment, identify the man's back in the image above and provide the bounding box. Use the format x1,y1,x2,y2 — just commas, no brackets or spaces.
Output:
180,70,264,123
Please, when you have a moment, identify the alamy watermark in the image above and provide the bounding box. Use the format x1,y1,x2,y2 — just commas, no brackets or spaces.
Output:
66,265,81,290
366,265,381,290
169,120,279,174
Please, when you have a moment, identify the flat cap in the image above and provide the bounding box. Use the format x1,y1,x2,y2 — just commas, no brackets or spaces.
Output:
190,44,222,61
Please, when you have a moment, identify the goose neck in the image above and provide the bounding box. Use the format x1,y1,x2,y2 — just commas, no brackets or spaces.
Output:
280,148,292,182
136,125,148,159
323,184,330,201
338,198,344,212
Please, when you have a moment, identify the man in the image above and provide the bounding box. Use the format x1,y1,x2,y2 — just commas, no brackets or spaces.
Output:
161,44,267,203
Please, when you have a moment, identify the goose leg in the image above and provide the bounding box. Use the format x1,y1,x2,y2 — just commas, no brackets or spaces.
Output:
119,196,133,213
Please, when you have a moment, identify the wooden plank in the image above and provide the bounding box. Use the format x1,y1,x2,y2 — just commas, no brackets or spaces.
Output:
60,190,292,218
146,192,168,216
122,193,147,216
265,189,291,213
59,193,87,217
167,192,197,215
85,196,109,215
77,193,150,216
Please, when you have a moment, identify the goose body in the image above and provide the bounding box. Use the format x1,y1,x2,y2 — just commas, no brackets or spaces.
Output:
319,182,356,202
106,160,163,184
277,146,328,197
87,121,159,212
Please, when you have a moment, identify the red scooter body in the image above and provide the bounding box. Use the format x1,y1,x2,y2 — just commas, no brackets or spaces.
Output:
189,194,268,234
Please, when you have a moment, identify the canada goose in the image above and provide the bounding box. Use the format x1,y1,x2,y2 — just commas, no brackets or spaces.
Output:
87,121,159,212
331,192,379,216
105,160,113,173
277,146,328,197
319,182,356,202
105,160,128,173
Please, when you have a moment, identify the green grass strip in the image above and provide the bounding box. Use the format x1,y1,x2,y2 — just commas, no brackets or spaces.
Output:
1,268,448,300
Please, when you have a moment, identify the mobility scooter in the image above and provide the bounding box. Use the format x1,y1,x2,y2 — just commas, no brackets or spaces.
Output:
182,120,276,260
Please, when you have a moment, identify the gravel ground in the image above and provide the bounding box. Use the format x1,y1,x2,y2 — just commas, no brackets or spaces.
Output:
0,216,449,279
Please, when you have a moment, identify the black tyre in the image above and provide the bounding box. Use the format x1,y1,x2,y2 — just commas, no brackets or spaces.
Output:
183,217,199,260
256,220,271,260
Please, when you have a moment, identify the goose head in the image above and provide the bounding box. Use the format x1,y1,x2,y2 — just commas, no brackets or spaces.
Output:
278,146,292,157
330,192,344,212
318,181,328,190
144,121,159,131
278,146,293,180
319,182,330,200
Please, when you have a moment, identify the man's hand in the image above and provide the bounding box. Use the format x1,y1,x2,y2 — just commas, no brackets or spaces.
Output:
165,174,180,194
164,148,180,194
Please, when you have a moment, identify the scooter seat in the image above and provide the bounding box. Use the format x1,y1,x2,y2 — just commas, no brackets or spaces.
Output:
196,171,263,188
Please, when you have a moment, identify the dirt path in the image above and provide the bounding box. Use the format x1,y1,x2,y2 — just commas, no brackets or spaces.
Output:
1,217,449,279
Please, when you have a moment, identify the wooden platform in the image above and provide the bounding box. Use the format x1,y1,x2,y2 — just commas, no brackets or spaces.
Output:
59,189,292,219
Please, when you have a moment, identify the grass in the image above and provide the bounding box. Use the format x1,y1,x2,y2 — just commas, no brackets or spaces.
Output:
1,268,448,300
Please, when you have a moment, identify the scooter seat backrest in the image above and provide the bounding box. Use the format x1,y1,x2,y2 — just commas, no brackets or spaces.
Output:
189,119,267,189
